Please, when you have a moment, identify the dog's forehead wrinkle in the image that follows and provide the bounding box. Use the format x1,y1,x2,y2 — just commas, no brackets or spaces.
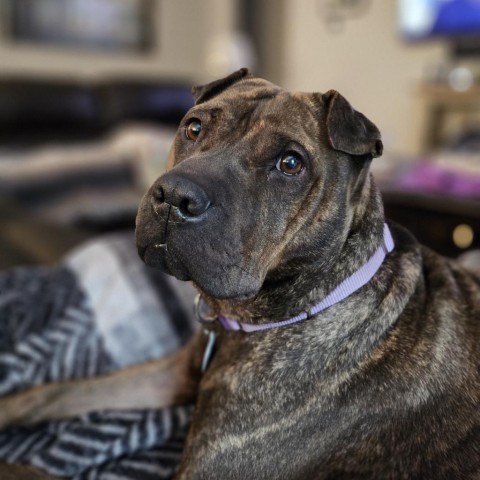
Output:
188,105,222,118
209,81,282,112
261,100,322,156
191,91,321,162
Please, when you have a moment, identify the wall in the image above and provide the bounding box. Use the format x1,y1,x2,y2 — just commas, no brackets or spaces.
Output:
262,0,448,155
0,0,451,155
0,0,237,83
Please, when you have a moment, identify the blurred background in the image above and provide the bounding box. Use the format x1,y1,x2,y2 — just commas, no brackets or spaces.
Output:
0,0,479,268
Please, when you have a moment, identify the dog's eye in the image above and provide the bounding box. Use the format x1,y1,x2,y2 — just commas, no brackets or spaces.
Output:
276,152,304,175
185,119,202,141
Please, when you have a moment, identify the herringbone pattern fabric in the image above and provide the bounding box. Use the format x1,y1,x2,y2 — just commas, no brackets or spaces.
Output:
0,233,197,479
0,266,112,396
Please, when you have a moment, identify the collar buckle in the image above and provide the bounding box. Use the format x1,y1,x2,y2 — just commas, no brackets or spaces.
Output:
194,294,216,325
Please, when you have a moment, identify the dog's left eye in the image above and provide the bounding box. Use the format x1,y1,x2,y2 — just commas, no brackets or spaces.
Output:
276,152,304,176
185,119,202,141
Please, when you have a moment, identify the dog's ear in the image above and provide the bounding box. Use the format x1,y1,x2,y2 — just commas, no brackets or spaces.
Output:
192,68,253,105
323,90,383,158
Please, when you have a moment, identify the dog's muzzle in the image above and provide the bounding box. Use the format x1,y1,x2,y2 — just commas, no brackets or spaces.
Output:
136,168,264,299
136,171,214,282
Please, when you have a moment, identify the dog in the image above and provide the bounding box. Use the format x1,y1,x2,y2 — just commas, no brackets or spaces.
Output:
135,68,480,479
0,69,478,479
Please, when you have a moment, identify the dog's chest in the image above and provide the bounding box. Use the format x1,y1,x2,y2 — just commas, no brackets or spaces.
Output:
178,331,378,479
179,285,480,479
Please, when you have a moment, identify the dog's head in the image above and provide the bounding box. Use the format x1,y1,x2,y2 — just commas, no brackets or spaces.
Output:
136,69,382,300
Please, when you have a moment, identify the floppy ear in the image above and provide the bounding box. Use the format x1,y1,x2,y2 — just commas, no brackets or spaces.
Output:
192,68,253,105
323,90,383,158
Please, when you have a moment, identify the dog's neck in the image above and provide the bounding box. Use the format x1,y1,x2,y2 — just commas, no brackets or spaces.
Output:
203,173,387,324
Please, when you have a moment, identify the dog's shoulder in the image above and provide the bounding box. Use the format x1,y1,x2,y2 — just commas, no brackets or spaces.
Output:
387,220,480,348
390,220,480,300
420,239,480,312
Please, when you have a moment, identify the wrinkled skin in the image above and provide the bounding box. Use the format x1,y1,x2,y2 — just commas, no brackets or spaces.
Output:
136,71,381,313
136,70,480,479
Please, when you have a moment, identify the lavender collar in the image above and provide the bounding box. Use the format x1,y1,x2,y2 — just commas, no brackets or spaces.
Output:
196,223,394,333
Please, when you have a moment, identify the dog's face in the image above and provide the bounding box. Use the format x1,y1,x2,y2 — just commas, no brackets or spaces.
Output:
136,69,382,300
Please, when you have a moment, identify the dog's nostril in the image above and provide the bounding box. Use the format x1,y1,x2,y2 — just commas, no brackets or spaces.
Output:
179,198,211,217
152,186,165,204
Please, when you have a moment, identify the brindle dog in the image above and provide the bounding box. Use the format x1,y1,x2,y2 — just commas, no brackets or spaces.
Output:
0,69,479,479
136,69,480,479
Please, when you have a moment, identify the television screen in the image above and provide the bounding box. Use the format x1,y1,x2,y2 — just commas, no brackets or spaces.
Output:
399,0,480,40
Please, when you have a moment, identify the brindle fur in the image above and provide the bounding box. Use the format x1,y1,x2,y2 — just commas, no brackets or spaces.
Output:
136,69,480,479
0,462,60,479
0,70,478,479
0,339,200,430
0,335,202,477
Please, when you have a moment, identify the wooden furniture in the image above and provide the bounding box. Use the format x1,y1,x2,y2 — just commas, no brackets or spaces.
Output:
416,83,480,152
382,189,480,258
393,81,480,259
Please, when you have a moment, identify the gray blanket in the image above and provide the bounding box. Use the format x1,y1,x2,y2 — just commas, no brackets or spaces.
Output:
0,232,197,479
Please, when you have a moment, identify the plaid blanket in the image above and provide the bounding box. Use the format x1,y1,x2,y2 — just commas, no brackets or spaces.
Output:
0,232,197,479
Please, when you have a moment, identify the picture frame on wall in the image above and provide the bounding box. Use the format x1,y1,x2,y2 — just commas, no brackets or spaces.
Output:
2,0,154,53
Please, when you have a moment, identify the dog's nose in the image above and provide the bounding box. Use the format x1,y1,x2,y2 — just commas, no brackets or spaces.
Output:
152,174,211,218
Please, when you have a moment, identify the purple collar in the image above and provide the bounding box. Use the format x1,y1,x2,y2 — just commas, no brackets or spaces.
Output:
196,224,394,333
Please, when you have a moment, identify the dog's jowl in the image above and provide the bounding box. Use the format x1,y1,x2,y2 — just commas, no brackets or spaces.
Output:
136,69,480,479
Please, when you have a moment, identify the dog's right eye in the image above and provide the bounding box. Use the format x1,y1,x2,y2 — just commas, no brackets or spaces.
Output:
185,119,202,141
276,152,304,176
